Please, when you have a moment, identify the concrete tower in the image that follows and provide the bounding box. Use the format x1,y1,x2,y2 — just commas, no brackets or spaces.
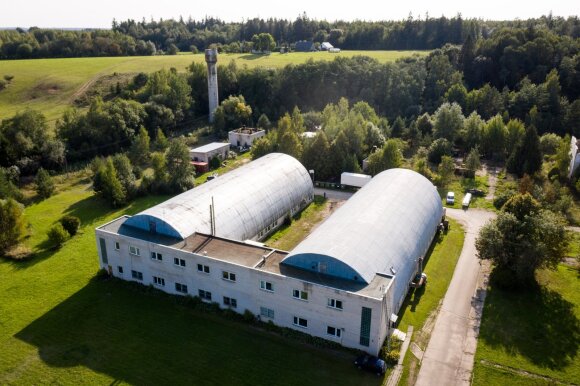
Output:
205,48,219,122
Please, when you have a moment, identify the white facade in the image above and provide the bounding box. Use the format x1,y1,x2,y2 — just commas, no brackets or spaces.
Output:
95,219,392,355
189,142,230,163
228,128,266,148
569,136,580,179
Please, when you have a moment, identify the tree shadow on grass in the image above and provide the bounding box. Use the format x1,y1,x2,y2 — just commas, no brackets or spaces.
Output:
479,272,580,371
396,233,443,325
16,276,381,386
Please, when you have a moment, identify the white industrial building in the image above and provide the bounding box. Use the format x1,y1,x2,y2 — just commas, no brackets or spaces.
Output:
95,155,443,355
190,142,230,164
228,127,266,148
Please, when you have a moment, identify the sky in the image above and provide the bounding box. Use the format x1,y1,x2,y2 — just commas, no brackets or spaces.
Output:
2,0,578,28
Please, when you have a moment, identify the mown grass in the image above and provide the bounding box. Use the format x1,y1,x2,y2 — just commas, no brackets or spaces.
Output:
397,219,465,385
0,178,381,385
264,195,331,251
0,50,427,123
194,152,252,185
473,264,580,385
438,175,494,211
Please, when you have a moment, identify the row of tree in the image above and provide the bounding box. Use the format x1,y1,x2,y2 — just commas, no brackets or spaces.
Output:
2,14,578,59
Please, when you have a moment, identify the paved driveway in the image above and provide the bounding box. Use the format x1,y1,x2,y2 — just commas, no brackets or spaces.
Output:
415,208,495,386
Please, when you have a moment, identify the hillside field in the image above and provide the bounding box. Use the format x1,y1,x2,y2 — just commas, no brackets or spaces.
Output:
0,50,428,123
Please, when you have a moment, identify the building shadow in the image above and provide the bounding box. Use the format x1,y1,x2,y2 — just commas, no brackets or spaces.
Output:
15,275,382,386
478,270,580,370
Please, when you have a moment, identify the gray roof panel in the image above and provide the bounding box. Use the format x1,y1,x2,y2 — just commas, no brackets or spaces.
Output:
124,153,313,240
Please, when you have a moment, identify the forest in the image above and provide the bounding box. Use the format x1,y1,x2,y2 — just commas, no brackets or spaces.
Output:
0,14,579,59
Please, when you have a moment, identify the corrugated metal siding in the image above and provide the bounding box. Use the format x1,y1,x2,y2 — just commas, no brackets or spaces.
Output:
124,153,313,240
282,168,443,307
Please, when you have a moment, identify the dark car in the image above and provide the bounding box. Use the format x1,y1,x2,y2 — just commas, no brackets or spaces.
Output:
354,354,386,375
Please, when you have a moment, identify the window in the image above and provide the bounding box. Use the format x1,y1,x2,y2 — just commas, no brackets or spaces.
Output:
199,289,212,301
260,280,274,292
175,283,188,294
117,266,124,274
359,307,372,347
174,257,186,267
292,289,308,301
129,245,140,256
327,326,342,338
260,307,275,319
328,298,343,310
222,271,236,282
153,276,165,286
131,270,143,280
114,241,120,250
293,316,308,328
151,252,163,261
197,264,210,274
223,296,237,308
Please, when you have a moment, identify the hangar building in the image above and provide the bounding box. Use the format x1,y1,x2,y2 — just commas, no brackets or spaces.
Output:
95,158,442,355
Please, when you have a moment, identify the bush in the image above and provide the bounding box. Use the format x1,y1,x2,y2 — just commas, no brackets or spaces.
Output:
209,156,221,170
59,215,81,236
243,309,255,323
47,223,70,247
385,350,400,365
493,189,516,209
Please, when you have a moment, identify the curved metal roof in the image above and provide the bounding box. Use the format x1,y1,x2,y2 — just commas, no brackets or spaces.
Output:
124,153,313,240
282,168,442,306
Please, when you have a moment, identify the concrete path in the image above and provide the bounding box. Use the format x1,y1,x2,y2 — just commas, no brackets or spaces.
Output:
386,326,413,386
415,208,495,386
313,188,354,201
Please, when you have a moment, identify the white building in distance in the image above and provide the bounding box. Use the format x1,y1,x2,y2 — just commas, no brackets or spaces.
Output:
228,127,266,148
189,142,230,164
95,156,443,355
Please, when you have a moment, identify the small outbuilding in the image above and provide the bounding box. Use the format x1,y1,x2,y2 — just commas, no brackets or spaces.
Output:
320,42,334,51
228,127,265,148
190,142,230,165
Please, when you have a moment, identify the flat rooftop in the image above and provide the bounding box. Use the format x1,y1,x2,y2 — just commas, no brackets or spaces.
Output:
229,127,264,135
191,142,230,153
99,216,390,298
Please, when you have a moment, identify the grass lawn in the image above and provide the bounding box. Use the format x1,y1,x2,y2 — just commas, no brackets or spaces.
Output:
472,264,580,385
264,195,333,251
396,219,465,385
438,175,494,211
0,50,427,123
194,152,252,185
0,178,381,385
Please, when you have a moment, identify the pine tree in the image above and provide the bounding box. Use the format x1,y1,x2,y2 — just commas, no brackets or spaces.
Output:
35,168,55,199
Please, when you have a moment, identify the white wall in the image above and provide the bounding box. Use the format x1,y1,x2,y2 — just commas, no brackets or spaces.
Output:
95,226,387,355
228,130,266,148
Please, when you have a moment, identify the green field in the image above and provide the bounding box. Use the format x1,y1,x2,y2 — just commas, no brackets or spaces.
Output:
0,50,427,123
473,264,580,385
0,177,383,385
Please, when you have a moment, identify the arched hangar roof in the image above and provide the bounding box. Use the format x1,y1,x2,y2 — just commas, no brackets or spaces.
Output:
282,168,442,302
124,153,313,241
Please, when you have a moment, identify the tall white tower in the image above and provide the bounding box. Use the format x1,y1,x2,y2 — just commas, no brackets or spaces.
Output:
205,48,219,123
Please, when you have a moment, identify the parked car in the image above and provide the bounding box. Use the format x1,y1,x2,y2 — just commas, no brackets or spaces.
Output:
446,191,455,205
354,354,387,375
466,188,485,196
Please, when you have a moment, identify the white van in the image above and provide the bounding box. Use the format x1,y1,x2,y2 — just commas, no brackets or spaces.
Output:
446,192,455,205
462,193,472,208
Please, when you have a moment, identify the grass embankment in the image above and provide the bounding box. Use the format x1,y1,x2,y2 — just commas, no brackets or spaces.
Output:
0,50,428,123
194,152,252,185
264,195,332,251
473,265,580,385
396,219,465,385
0,177,380,386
